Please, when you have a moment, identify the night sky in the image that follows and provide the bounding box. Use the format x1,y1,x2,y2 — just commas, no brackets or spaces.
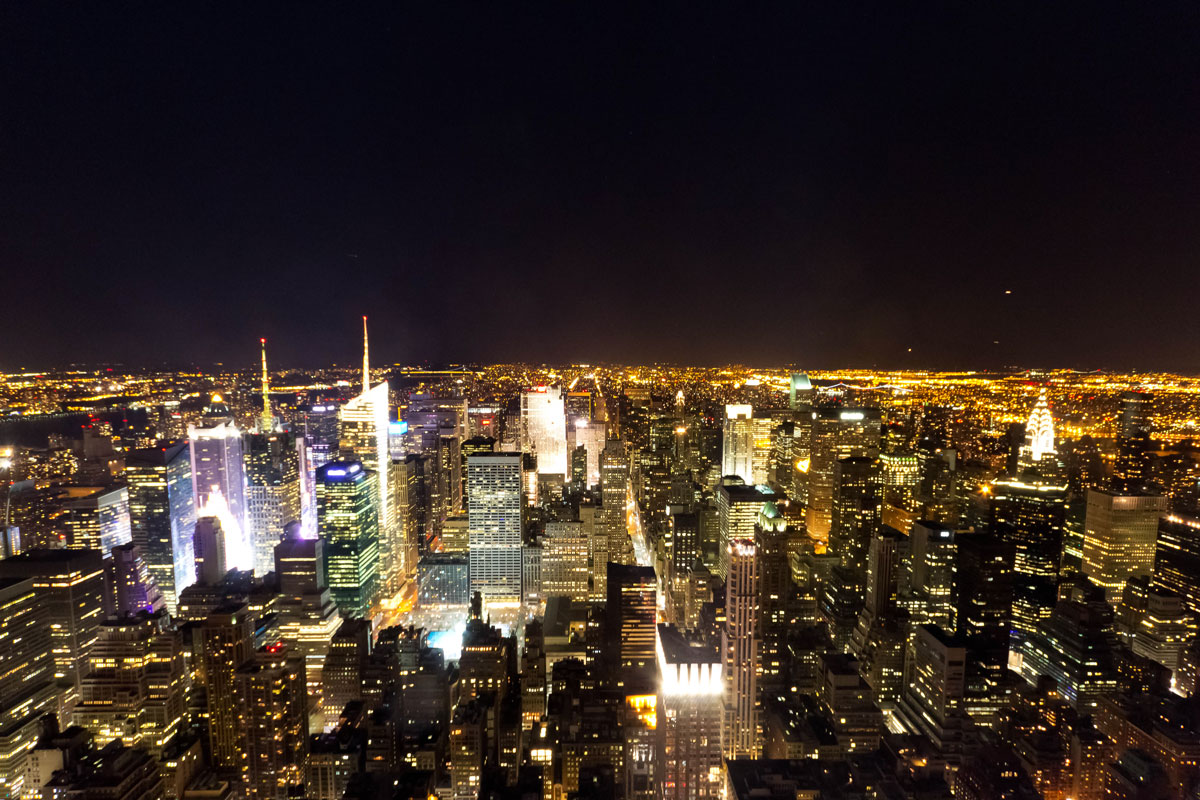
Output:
2,3,1199,371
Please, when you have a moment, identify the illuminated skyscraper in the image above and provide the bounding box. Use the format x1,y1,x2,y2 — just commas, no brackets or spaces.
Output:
607,564,657,678
467,453,523,604
721,538,760,760
599,440,631,566
896,625,969,760
61,486,131,556
0,577,56,800
190,396,250,571
72,613,186,758
1153,514,1200,618
235,643,309,798
0,549,106,714
717,482,773,580
657,624,722,800
1020,582,1118,711
1113,391,1152,493
244,431,302,576
520,387,568,477
990,477,1067,658
907,520,957,630
274,524,341,722
201,603,254,769
316,461,380,618
339,384,393,593
126,442,195,612
542,521,589,601
788,372,813,410
1082,488,1167,601
1017,388,1058,474
721,404,754,485
829,456,881,581
806,407,882,543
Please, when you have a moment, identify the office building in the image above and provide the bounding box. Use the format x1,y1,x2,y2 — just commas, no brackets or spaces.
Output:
908,520,957,630
0,549,106,711
0,578,56,800
61,486,131,557
1082,489,1167,601
244,431,301,577
806,407,882,544
721,538,760,760
273,528,341,721
829,456,880,580
896,625,968,760
109,542,166,616
72,613,186,758
721,404,755,485
193,516,228,586
316,461,380,618
717,482,773,580
991,477,1067,656
417,553,470,606
541,520,589,601
125,442,195,612
1153,514,1200,618
339,384,393,594
608,564,658,678
520,387,568,477
1020,583,1118,711
189,398,250,571
467,453,523,605
657,625,722,799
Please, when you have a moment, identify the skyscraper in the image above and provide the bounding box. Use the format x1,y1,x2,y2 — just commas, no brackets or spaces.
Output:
467,453,524,605
829,456,881,582
721,404,755,485
192,516,228,585
244,431,301,576
717,482,773,580
542,521,589,601
657,624,722,800
60,486,131,557
235,643,309,798
201,603,254,768
908,520,957,630
274,525,341,722
126,441,195,612
721,538,760,760
806,407,882,544
990,477,1067,658
0,577,56,800
189,396,251,571
316,461,381,618
1153,513,1200,619
607,564,657,679
1082,489,1167,601
339,386,393,594
1113,391,1152,494
520,387,568,477
1017,388,1059,476
0,549,106,713
599,440,631,567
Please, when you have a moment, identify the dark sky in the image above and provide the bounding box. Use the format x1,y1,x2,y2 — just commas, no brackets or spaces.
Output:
3,3,1199,372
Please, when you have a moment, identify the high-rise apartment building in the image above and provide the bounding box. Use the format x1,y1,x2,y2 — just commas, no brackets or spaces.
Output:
235,643,309,798
467,453,523,604
201,603,255,768
1082,489,1167,601
316,461,380,618
126,442,195,612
